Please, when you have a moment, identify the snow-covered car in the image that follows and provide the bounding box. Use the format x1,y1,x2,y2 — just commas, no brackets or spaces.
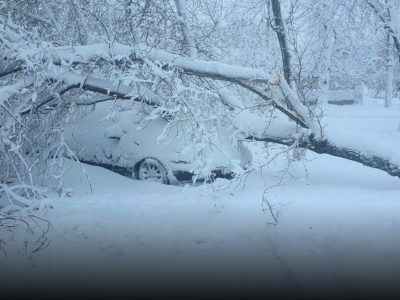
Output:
65,102,252,184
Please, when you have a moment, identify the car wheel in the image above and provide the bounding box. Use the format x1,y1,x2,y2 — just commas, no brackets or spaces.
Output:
136,158,169,184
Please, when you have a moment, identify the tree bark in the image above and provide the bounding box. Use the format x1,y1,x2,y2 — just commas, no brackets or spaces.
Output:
270,0,293,86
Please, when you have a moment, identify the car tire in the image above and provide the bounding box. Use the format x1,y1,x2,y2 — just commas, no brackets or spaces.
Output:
136,158,169,184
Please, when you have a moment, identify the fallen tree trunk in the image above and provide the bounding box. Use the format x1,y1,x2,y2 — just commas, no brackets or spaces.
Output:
248,134,400,179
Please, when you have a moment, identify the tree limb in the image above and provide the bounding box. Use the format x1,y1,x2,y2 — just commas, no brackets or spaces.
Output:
0,60,24,78
1,43,313,129
248,134,400,179
367,0,400,63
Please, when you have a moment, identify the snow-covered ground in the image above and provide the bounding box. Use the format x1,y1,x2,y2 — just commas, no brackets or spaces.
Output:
1,99,400,298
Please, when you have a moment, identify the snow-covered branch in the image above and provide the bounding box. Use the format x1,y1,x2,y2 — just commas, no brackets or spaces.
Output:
0,60,24,78
236,110,400,180
367,0,400,62
248,132,400,179
1,41,313,129
61,43,314,129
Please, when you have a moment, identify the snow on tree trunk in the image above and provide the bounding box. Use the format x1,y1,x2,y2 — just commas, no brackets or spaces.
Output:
174,0,198,58
270,0,293,88
247,133,400,179
385,31,394,107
